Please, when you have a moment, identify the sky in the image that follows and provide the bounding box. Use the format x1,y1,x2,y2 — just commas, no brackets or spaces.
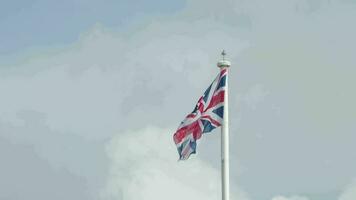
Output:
0,0,356,200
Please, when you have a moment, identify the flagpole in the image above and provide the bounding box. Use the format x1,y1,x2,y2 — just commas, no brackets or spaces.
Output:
217,50,231,200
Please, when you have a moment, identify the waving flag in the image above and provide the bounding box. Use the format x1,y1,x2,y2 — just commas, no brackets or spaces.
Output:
173,68,227,160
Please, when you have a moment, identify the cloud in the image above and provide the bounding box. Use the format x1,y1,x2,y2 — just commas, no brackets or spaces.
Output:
271,196,309,200
0,112,108,200
102,126,249,200
0,135,91,200
0,17,246,139
339,180,356,200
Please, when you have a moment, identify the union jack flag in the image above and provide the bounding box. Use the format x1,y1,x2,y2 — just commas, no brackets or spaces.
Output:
173,68,227,160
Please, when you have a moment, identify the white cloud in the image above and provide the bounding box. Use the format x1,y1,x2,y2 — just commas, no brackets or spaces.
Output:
271,195,309,200
102,126,249,200
339,180,356,200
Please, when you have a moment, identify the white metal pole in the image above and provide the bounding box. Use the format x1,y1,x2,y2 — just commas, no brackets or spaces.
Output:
221,67,230,200
217,51,230,200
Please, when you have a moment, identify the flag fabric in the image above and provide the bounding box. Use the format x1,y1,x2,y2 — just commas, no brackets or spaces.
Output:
173,68,227,160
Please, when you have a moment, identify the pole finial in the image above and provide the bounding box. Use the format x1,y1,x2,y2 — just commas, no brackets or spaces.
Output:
217,50,231,68
221,50,226,61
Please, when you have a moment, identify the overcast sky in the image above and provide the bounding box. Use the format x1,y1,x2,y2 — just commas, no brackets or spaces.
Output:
1,0,356,200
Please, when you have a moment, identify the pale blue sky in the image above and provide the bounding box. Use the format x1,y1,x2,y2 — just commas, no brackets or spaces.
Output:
0,0,184,54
